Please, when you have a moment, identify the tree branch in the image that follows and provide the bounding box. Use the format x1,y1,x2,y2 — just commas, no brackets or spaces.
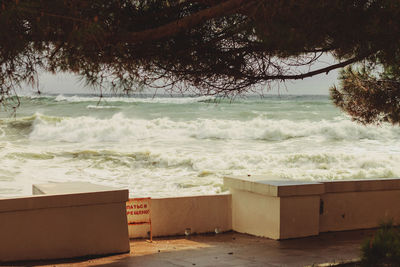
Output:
262,53,373,81
114,0,256,43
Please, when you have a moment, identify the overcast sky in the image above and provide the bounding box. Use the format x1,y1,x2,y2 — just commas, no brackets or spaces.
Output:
21,54,339,96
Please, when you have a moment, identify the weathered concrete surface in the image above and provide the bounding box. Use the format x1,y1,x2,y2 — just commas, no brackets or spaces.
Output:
33,182,117,195
320,190,400,232
7,230,372,267
226,177,322,239
320,179,400,232
0,182,130,262
129,194,232,238
224,176,325,197
225,176,400,240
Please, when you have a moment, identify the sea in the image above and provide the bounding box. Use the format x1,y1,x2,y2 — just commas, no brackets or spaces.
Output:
1,94,400,198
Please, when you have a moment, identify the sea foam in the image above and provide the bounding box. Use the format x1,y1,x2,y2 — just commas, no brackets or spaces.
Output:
2,95,400,198
53,94,215,104
27,113,400,144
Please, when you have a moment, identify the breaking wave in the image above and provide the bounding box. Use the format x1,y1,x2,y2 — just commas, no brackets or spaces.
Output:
2,95,400,198
0,113,62,137
86,105,120,110
53,94,216,104
26,113,400,143
3,146,400,198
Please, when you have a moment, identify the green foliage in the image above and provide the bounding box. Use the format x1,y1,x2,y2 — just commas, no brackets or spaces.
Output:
330,63,400,125
361,222,400,267
1,0,400,123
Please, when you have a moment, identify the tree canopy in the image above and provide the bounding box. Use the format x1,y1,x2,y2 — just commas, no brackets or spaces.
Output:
1,0,400,124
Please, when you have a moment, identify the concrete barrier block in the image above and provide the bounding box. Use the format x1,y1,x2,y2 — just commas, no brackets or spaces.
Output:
0,182,130,263
226,177,322,240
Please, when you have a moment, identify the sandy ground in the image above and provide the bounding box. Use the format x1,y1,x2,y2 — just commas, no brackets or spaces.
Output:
2,230,373,267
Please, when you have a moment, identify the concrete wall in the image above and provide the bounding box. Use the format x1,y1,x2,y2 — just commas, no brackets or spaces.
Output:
229,180,321,240
320,191,400,232
2,177,400,263
0,187,130,262
231,188,281,239
129,194,232,238
127,177,400,240
224,176,400,240
280,195,320,239
128,177,400,240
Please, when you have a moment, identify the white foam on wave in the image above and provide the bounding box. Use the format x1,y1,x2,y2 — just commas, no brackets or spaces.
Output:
2,141,400,198
28,113,400,145
54,94,215,104
1,112,396,198
192,118,400,142
30,113,157,142
86,105,119,109
4,95,400,198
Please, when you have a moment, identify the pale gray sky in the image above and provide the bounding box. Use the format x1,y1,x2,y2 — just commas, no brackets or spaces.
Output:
21,54,339,96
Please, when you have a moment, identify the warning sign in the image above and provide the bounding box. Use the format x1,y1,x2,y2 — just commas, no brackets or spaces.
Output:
126,198,152,240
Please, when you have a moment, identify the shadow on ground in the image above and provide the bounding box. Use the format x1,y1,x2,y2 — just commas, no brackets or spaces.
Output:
2,230,373,267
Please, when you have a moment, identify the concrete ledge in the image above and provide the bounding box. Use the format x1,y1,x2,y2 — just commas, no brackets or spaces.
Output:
323,178,400,193
0,182,130,263
2,175,399,262
227,182,320,239
224,176,324,197
0,190,128,213
224,176,400,240
225,176,323,239
33,181,118,195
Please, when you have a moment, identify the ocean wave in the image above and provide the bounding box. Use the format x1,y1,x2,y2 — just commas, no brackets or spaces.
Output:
2,141,400,197
4,147,400,183
0,113,62,137
5,148,195,170
86,105,120,110
53,94,216,104
26,113,400,143
3,94,400,198
191,118,400,142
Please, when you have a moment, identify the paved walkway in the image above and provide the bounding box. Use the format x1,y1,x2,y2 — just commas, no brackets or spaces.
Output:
11,230,373,267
